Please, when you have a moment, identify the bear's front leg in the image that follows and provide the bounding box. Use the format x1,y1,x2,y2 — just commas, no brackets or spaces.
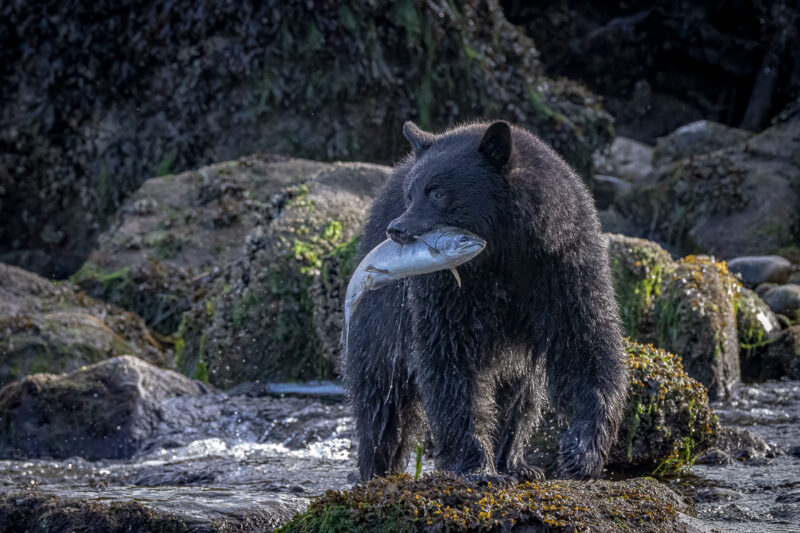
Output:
413,347,499,477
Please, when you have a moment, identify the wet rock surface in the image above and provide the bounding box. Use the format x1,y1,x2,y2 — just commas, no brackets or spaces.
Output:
0,262,167,388
0,356,211,460
0,374,796,531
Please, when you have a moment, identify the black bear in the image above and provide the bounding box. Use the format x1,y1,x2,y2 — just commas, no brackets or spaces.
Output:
342,120,627,481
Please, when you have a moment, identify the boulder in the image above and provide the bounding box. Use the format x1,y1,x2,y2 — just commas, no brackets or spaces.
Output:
737,287,783,380
757,326,800,380
276,473,696,532
593,136,654,183
762,284,800,320
75,156,391,386
728,255,792,287
0,356,210,460
654,256,741,399
526,340,719,477
0,263,167,388
652,120,753,168
610,341,719,473
619,119,800,259
176,160,389,387
606,235,742,398
606,234,674,340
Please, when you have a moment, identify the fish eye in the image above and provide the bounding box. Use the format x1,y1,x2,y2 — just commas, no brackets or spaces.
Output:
432,190,444,200
459,236,469,244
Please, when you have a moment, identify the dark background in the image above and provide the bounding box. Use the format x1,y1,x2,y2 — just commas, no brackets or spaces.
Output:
1,0,798,278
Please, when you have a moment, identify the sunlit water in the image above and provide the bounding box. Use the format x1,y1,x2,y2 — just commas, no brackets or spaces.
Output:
0,381,797,531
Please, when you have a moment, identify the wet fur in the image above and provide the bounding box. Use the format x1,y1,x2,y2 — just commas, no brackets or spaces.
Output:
341,121,627,480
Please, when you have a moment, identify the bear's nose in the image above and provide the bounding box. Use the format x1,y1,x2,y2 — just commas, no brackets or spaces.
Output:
387,220,416,245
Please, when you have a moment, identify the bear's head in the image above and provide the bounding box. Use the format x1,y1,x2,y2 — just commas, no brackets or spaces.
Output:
387,121,512,247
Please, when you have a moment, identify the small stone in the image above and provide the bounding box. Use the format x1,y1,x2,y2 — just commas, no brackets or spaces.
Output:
728,255,792,287
693,448,733,466
762,284,800,319
755,282,777,298
788,445,800,458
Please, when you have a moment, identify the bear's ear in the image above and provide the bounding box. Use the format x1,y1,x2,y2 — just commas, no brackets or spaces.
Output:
403,121,435,157
479,121,512,168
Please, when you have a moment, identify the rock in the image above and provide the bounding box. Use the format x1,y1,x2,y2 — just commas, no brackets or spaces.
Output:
606,237,742,398
653,256,741,399
789,445,800,458
2,0,614,280
758,326,800,380
756,282,778,298
609,341,719,474
0,494,189,533
619,119,800,259
176,160,389,387
276,473,696,532
715,426,776,460
728,255,792,287
593,174,633,210
598,207,638,236
0,491,299,532
606,234,675,340
77,156,391,386
693,448,733,466
0,356,211,460
0,263,168,388
525,340,719,476
737,287,783,380
652,120,753,167
593,136,654,182
762,284,800,320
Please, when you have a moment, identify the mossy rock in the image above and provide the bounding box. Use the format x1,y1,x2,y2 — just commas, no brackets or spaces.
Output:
736,287,782,380
0,263,168,388
654,256,741,399
276,472,694,532
528,340,718,477
606,234,675,339
610,340,719,474
0,356,209,460
176,163,390,387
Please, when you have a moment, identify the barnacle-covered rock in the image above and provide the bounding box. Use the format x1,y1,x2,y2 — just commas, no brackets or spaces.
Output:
653,256,741,399
176,161,389,387
610,341,719,473
276,472,696,532
737,287,782,380
74,155,390,386
606,234,675,340
0,263,167,388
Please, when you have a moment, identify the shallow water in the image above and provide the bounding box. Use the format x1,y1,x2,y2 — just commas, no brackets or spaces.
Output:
1,381,798,531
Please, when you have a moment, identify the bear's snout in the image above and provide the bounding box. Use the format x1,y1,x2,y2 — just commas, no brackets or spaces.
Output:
387,218,420,244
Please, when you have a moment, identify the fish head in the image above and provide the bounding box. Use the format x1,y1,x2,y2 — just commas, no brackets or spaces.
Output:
419,226,486,262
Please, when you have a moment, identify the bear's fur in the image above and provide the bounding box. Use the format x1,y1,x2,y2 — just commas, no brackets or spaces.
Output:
342,121,627,480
